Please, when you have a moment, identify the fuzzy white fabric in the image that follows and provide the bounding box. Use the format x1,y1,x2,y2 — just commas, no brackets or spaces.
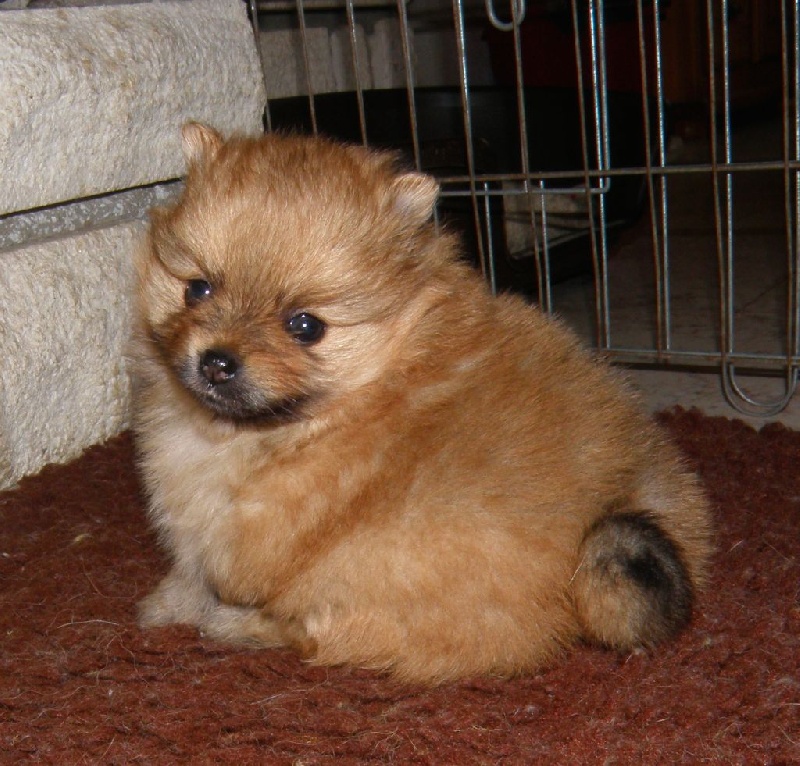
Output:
0,222,142,488
0,0,266,486
0,0,266,215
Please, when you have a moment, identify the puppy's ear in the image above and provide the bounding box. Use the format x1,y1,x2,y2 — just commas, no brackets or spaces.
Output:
181,122,223,167
390,172,439,227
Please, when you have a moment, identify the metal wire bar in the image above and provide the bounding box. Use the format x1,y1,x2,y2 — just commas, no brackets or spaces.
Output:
793,0,800,365
247,0,276,131
704,0,799,416
594,348,800,368
343,0,369,144
782,0,800,378
588,0,612,350
485,0,525,32
394,0,422,172
536,178,554,311
707,1,735,395
294,0,318,133
451,0,489,280
570,0,611,350
434,160,800,192
635,0,671,360
506,0,548,308
747,0,800,414
482,181,498,292
717,0,800,416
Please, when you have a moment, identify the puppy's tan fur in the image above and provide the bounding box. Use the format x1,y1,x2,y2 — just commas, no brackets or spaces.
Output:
133,124,712,684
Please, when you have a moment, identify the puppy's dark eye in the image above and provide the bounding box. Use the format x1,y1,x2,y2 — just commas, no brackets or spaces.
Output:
285,312,326,344
185,279,213,307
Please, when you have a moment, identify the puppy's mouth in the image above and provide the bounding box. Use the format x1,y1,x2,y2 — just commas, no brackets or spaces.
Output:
177,349,309,424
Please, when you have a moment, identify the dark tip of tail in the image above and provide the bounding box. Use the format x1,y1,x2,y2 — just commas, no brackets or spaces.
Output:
572,511,694,650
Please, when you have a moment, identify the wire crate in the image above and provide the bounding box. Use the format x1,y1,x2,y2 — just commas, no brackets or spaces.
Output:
249,0,800,416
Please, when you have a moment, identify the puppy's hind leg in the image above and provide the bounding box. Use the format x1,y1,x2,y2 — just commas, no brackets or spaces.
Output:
199,603,317,657
571,511,694,650
137,567,271,641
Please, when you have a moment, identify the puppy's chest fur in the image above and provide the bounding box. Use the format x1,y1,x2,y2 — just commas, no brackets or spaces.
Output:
143,418,247,567
143,407,390,606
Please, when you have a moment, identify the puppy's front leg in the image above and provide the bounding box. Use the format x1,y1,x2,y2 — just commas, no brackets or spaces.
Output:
138,566,217,629
138,567,316,654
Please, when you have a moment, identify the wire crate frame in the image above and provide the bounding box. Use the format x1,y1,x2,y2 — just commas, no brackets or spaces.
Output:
249,0,800,416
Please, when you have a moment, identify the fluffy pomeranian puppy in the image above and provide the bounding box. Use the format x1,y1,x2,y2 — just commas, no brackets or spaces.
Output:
133,123,712,684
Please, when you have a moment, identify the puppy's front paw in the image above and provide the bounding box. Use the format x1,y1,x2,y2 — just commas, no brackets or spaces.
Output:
137,569,216,629
137,590,181,628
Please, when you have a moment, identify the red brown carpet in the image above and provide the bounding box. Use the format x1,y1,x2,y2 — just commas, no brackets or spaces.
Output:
1,408,798,764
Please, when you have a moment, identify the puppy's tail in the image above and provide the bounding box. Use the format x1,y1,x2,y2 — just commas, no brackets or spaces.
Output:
571,511,694,650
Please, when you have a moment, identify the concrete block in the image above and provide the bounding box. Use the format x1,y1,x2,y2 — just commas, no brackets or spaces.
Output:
260,27,334,100
330,24,372,92
368,18,410,90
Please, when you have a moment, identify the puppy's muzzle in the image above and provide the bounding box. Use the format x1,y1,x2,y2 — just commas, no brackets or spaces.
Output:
200,348,240,386
183,347,306,423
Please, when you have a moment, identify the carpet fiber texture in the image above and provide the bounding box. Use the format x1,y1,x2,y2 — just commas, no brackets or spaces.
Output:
1,408,798,764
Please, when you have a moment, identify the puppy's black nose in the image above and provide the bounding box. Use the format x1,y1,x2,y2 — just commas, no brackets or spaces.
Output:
199,349,239,385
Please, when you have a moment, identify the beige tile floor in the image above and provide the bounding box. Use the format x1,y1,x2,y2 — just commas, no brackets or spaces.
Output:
545,117,800,430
